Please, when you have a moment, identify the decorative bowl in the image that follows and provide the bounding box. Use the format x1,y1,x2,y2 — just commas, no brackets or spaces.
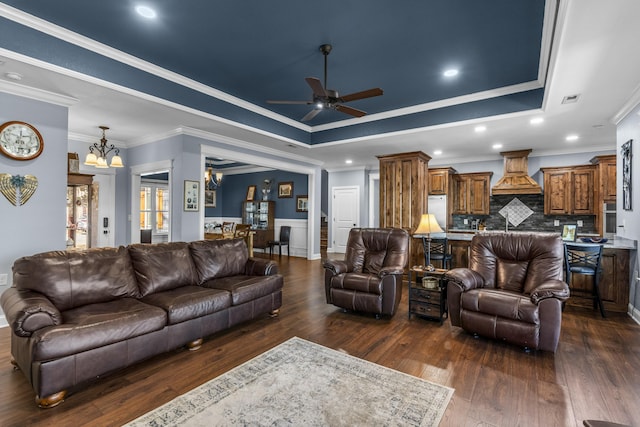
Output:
579,237,608,243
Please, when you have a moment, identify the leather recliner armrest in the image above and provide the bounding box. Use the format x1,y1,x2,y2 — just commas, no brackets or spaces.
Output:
323,259,349,275
444,268,485,291
244,258,279,276
530,279,570,304
0,287,61,337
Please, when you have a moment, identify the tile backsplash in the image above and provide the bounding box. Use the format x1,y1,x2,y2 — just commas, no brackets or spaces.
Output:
451,194,597,234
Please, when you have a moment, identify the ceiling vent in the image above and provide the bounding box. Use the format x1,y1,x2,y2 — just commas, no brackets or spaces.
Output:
562,94,580,104
491,149,542,195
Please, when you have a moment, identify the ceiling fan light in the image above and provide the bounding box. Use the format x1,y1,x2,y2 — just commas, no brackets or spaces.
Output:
316,102,324,109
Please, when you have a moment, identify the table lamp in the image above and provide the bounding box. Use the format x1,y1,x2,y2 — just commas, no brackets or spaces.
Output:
414,213,444,271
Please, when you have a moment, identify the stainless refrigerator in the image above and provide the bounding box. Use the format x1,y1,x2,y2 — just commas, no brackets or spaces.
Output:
428,195,448,234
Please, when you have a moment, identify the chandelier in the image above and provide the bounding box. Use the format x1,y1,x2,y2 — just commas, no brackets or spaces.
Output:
84,126,124,168
204,167,223,189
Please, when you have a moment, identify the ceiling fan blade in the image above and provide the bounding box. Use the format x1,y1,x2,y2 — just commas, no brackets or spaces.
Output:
266,100,312,105
339,88,383,103
305,77,328,98
301,108,322,122
335,104,367,118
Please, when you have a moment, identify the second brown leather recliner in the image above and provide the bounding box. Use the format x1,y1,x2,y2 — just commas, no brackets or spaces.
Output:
323,228,409,318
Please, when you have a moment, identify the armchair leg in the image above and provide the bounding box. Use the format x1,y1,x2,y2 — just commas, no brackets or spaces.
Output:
269,309,280,317
186,338,203,351
36,391,67,408
10,357,19,371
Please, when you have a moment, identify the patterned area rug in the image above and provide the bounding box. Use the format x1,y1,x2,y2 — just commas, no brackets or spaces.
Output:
125,337,454,426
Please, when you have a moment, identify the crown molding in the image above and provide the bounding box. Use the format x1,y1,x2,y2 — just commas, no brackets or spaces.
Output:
611,81,640,125
0,77,77,107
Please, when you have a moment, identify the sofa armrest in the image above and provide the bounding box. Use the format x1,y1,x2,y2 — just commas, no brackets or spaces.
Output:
379,266,405,277
444,268,485,291
0,287,62,337
323,259,349,275
530,279,570,304
244,258,279,276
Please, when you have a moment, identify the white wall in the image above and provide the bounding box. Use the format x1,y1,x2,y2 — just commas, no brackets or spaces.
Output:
0,92,69,325
616,104,640,320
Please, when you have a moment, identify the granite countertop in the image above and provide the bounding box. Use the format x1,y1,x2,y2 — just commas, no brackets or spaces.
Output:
444,230,637,250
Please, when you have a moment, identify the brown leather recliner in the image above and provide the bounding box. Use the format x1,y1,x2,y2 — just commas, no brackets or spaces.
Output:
323,228,409,318
445,232,570,352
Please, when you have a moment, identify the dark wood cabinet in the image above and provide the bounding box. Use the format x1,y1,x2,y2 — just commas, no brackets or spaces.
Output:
378,151,431,268
541,165,596,215
428,167,456,195
448,238,471,268
242,201,274,249
453,172,492,215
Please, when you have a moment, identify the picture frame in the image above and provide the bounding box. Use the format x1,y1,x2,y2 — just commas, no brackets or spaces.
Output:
278,182,293,198
561,224,577,242
622,139,632,211
204,189,216,208
246,185,257,201
184,180,199,211
296,195,308,212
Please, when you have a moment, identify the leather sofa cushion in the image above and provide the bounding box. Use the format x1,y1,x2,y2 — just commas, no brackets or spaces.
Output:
141,286,231,324
129,242,199,296
327,273,383,295
32,298,166,360
203,274,282,306
12,247,140,311
496,259,529,293
189,239,249,283
461,288,539,324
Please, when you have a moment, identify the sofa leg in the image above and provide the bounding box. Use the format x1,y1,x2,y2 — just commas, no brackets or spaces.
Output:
269,309,280,317
186,338,203,351
10,357,19,371
36,391,66,408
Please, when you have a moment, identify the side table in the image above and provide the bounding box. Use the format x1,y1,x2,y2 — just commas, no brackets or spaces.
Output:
408,267,448,324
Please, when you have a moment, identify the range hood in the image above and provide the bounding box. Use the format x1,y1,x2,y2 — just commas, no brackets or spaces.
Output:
491,149,542,195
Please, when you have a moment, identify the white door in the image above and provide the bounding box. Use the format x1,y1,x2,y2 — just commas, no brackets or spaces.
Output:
332,186,360,253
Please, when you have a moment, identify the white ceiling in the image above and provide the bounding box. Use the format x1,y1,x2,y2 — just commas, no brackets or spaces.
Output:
1,0,639,170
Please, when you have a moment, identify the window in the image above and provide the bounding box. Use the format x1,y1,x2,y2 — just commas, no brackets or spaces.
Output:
140,182,170,234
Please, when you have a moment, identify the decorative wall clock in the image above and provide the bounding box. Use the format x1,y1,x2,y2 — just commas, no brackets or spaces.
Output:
0,121,44,161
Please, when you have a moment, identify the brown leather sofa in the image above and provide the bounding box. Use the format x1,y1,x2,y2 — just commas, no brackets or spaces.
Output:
445,232,569,352
0,238,283,408
323,228,409,317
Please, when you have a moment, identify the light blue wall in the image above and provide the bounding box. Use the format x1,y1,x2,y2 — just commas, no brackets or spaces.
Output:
0,92,68,318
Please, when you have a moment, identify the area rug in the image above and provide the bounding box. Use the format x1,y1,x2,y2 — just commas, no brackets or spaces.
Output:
125,337,454,426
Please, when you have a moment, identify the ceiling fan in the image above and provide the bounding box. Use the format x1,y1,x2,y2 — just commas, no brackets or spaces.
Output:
267,44,383,122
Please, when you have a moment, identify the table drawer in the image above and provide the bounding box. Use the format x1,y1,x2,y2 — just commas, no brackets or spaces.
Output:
410,288,442,303
412,302,442,317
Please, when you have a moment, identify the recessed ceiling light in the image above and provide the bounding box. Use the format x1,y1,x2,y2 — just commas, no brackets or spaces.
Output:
530,117,544,125
443,69,459,77
492,143,503,149
5,72,22,81
474,125,486,133
345,159,353,164
433,150,442,155
566,134,579,142
136,5,157,19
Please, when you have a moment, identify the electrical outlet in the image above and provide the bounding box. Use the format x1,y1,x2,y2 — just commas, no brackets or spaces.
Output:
463,219,469,225
554,220,560,226
0,273,8,286
577,220,583,227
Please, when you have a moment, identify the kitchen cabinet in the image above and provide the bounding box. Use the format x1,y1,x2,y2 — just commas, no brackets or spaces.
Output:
452,172,492,215
591,155,617,203
566,247,630,313
447,237,471,268
378,151,431,268
428,167,456,195
242,201,274,249
541,165,596,215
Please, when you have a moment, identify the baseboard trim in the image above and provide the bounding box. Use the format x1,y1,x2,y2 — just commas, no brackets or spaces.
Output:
628,304,640,325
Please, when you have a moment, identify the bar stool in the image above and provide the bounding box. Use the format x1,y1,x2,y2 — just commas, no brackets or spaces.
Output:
564,243,605,317
428,238,453,269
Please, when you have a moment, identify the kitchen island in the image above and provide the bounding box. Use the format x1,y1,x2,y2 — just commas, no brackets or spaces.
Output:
445,230,637,313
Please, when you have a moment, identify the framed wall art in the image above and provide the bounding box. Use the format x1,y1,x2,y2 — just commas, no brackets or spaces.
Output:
561,224,577,242
296,195,308,212
246,185,257,201
278,182,293,198
184,180,199,211
622,139,632,211
204,189,216,208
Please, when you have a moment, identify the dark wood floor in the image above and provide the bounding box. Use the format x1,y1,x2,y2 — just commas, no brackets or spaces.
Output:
1,254,639,427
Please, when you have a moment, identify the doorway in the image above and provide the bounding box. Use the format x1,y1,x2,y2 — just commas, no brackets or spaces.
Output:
130,160,173,244
331,186,360,253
